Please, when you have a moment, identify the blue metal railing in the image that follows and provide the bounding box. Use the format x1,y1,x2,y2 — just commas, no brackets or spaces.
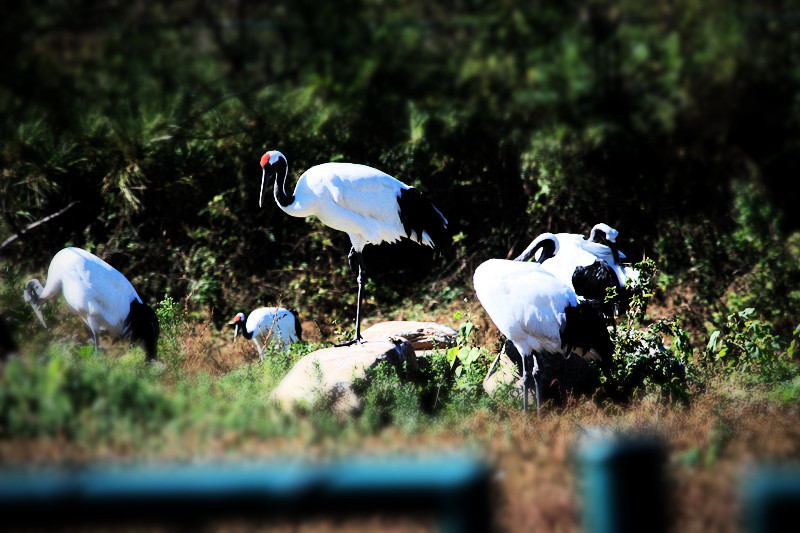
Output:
577,436,666,533
741,466,800,533
577,435,800,533
2,442,798,532
0,455,490,532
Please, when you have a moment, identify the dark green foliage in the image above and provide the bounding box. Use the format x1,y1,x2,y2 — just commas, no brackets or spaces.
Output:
2,0,799,427
2,0,798,334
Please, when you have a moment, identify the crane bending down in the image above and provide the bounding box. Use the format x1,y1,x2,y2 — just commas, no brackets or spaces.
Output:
23,247,159,361
259,150,448,346
229,307,302,361
474,258,614,411
514,223,640,313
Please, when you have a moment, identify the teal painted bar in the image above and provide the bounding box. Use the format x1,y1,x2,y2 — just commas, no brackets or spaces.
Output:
0,455,490,532
742,467,800,533
576,436,666,533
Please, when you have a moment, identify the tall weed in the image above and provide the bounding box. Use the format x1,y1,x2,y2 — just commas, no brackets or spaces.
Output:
155,295,190,379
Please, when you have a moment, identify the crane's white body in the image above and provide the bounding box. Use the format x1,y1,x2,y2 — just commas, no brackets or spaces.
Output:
267,159,442,252
231,307,300,360
24,247,157,358
474,259,580,410
474,259,577,359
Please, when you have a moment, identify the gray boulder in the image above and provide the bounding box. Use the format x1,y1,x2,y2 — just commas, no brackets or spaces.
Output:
361,321,458,351
270,338,417,414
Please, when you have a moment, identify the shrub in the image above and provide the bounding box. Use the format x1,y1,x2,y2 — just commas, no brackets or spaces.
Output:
608,259,697,402
446,318,488,390
356,360,424,434
0,344,172,440
706,308,799,384
610,318,695,402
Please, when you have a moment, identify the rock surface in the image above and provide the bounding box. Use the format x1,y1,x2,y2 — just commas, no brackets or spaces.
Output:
483,340,602,405
270,338,417,414
361,321,458,351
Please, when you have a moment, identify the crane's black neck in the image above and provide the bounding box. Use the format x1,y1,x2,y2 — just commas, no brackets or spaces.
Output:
610,245,620,264
536,239,557,264
272,157,295,208
236,321,254,340
515,236,557,263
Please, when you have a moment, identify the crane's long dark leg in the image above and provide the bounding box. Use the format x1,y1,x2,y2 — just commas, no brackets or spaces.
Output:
532,353,542,411
335,250,366,347
85,317,100,353
521,352,528,412
354,252,366,343
522,352,542,412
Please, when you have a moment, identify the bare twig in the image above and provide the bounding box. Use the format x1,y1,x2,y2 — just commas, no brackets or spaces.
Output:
0,201,80,252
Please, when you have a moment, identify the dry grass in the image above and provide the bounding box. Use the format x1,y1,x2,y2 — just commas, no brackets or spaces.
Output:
3,292,798,532
1,374,798,532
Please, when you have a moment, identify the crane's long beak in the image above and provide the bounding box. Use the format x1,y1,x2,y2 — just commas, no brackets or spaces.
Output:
23,286,48,329
259,167,266,208
29,303,47,329
228,321,240,343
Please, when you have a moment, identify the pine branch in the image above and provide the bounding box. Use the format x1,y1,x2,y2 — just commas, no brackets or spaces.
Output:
0,201,80,253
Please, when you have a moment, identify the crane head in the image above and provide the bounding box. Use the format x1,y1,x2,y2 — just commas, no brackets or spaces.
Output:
228,312,246,342
259,150,284,207
589,223,619,244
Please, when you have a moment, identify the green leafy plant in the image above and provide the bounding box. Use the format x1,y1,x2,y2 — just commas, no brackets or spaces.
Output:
445,311,491,400
356,360,424,434
155,296,190,379
706,308,798,383
611,318,695,402
608,259,696,401
0,343,172,441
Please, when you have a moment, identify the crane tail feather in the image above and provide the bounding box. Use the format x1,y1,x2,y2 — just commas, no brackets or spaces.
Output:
289,309,303,342
397,187,448,249
123,300,160,361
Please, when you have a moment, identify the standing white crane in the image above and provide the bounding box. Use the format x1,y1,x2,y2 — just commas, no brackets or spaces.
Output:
514,223,639,311
228,307,302,361
259,150,448,345
23,247,159,361
474,258,614,411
